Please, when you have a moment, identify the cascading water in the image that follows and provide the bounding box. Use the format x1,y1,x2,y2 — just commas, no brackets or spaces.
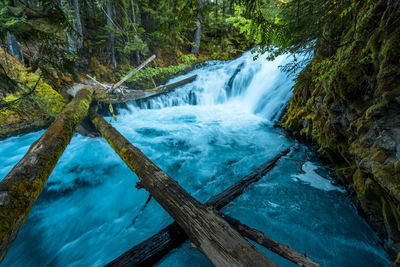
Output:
135,52,293,122
0,52,389,266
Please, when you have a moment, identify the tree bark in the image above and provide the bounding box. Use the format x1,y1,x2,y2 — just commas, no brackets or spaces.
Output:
72,0,83,50
106,148,290,266
191,0,204,54
107,0,117,68
0,87,93,263
130,0,141,65
222,0,226,19
90,112,277,267
219,213,321,267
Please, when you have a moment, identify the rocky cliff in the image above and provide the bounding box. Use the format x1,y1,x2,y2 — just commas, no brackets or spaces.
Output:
282,0,400,260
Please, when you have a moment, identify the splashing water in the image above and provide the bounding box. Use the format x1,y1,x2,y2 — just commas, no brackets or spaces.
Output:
0,52,389,266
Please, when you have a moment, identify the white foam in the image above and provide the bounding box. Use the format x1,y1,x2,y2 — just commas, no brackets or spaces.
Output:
292,161,345,192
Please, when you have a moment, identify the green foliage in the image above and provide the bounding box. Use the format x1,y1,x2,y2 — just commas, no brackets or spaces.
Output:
226,5,259,42
235,0,357,62
0,0,252,86
311,58,333,82
0,2,73,81
181,54,197,64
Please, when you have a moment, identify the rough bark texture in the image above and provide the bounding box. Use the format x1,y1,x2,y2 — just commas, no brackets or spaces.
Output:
90,112,277,267
72,0,83,50
219,213,321,267
191,0,204,54
107,148,290,266
106,0,117,68
0,87,93,262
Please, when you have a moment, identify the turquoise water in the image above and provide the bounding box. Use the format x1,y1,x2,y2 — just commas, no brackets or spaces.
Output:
0,52,389,266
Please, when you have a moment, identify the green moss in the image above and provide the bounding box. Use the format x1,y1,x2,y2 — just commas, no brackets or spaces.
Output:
281,0,400,254
0,47,67,138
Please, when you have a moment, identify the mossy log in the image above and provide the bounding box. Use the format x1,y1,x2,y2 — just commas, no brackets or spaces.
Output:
106,148,290,266
95,75,197,104
90,112,277,267
219,213,321,267
0,87,93,262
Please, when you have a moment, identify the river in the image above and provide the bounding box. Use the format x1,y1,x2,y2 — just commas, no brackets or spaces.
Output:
0,52,389,266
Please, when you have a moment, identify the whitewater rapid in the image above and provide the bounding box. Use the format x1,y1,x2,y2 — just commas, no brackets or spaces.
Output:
0,52,389,266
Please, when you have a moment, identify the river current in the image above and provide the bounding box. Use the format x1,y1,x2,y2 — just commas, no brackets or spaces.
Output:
0,52,389,266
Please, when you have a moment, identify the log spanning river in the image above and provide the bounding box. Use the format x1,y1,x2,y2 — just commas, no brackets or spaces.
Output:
0,52,389,266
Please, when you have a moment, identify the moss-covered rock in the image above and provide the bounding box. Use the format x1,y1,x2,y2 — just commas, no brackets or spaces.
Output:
282,0,400,257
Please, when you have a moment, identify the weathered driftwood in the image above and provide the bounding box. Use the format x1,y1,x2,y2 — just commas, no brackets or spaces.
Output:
112,55,156,89
219,213,322,267
95,75,197,104
0,87,93,262
90,112,277,267
106,148,290,266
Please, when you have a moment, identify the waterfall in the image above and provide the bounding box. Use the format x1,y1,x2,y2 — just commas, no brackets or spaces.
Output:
132,52,295,122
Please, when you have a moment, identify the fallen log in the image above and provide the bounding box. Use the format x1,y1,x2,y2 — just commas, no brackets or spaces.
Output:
112,55,156,89
219,213,322,267
90,112,277,267
106,148,290,266
0,87,93,262
95,75,197,104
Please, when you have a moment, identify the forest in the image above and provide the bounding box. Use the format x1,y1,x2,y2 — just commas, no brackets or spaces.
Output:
0,0,399,266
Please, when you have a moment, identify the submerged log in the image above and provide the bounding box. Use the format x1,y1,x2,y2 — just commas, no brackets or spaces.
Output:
95,75,197,104
106,148,290,266
0,87,93,262
90,112,277,267
219,213,322,267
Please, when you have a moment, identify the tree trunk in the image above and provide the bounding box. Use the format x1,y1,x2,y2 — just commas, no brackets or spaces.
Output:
107,0,117,68
90,112,277,267
219,213,322,267
215,0,218,37
106,148,290,266
72,0,83,50
0,87,93,263
222,0,225,19
191,0,204,54
58,0,76,52
130,0,140,65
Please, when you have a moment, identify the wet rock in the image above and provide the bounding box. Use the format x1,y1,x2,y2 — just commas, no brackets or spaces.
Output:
376,133,397,152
